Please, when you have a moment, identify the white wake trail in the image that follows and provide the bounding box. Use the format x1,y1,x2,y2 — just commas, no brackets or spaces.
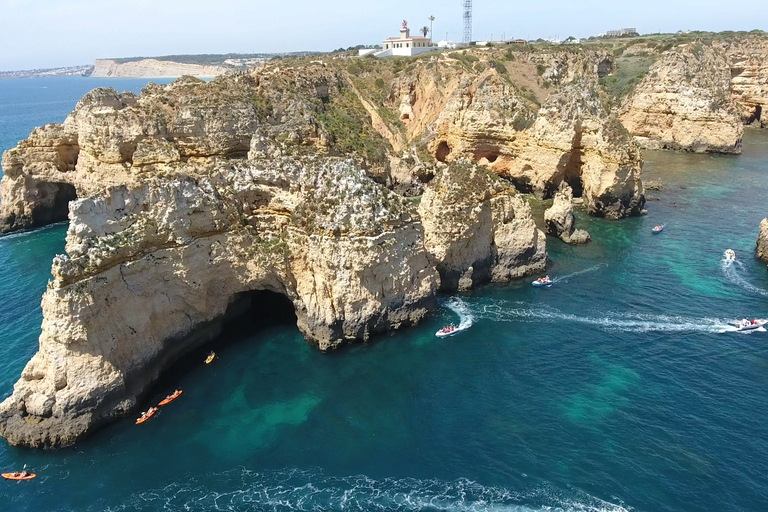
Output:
444,297,474,330
721,258,768,297
552,263,608,283
473,300,736,334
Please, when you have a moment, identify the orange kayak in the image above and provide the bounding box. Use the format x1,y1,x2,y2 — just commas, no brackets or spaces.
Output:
2,473,36,480
135,407,157,425
158,390,183,406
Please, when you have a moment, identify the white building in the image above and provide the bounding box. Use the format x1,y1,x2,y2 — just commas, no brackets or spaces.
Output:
359,21,435,58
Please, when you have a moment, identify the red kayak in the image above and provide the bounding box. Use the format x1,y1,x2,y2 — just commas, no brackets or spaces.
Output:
135,407,157,425
158,390,182,406
2,472,36,481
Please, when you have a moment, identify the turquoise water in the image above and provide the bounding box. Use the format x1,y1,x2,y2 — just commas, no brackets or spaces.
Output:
2,79,768,511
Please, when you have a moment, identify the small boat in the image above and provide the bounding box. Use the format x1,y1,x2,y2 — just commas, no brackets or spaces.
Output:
725,249,736,261
205,352,215,364
435,325,460,338
158,390,183,406
135,407,157,425
2,472,36,481
532,276,553,287
734,319,767,332
652,225,664,234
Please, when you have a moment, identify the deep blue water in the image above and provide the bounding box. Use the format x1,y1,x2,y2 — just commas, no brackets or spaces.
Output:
2,78,768,511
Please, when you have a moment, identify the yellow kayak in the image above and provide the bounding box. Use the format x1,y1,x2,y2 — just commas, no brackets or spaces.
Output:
205,352,215,364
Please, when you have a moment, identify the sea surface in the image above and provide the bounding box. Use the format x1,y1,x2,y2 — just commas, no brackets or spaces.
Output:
1,78,768,511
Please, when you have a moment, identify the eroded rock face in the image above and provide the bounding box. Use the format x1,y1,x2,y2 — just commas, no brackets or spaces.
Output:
0,158,439,448
544,184,590,244
619,42,744,153
726,38,768,128
386,60,644,218
757,219,768,267
418,160,547,290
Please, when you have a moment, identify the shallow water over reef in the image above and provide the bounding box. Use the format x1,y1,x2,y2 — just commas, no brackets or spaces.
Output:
2,79,768,511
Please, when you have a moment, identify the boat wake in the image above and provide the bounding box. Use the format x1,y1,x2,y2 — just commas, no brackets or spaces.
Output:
442,297,474,331
473,299,735,334
103,467,630,512
552,263,608,284
721,258,768,297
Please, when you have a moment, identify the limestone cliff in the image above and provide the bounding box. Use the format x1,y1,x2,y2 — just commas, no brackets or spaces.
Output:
0,52,652,447
90,59,230,78
417,160,547,290
0,157,440,447
725,37,768,128
757,219,768,267
619,42,744,153
380,52,644,218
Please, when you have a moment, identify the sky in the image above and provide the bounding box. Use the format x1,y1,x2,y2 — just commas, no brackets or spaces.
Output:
1,0,767,71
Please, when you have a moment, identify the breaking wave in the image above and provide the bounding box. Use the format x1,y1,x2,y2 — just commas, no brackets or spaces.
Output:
102,467,631,512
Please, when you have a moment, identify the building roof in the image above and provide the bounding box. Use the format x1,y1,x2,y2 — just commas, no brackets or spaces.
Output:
384,36,429,41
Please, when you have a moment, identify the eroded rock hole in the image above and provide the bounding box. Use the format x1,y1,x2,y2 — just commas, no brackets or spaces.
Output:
31,182,77,226
435,141,451,162
564,130,584,197
474,148,499,165
747,105,762,125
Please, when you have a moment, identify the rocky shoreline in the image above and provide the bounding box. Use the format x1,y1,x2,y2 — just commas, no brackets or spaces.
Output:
2,35,767,448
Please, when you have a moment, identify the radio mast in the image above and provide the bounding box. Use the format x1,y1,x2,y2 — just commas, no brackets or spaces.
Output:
463,0,472,45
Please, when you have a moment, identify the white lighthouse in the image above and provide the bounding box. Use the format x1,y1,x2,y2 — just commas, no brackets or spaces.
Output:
378,20,434,57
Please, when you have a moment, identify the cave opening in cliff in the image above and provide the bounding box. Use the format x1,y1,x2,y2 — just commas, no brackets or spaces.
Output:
563,130,584,198
435,141,451,162
32,182,78,226
223,289,298,337
747,105,762,125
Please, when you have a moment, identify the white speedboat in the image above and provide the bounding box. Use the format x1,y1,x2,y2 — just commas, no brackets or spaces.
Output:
724,249,736,261
735,318,767,331
532,276,553,287
435,325,461,338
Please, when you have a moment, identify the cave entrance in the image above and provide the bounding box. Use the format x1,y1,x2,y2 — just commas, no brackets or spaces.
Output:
31,182,78,226
563,130,584,198
747,105,762,125
435,141,451,162
221,289,298,339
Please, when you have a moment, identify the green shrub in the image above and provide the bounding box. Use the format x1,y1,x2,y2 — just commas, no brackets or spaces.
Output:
536,64,546,75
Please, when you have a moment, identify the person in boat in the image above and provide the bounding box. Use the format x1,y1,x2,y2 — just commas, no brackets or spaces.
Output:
19,469,28,477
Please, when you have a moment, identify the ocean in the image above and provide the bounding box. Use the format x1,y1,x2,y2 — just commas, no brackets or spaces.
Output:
1,77,768,511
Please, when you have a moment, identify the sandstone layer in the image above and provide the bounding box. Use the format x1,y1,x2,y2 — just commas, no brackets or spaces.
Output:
619,42,744,153
544,184,590,244
90,59,230,78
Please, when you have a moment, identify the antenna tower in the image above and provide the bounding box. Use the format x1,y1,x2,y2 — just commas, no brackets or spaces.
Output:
463,0,472,45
